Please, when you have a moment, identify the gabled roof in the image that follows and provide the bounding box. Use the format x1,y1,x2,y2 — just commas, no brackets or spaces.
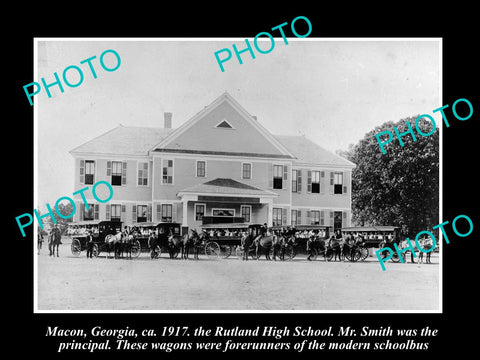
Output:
70,125,173,156
178,178,278,197
274,135,355,168
150,92,295,158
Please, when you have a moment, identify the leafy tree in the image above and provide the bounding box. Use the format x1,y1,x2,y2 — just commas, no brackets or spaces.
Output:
40,202,74,235
338,116,439,237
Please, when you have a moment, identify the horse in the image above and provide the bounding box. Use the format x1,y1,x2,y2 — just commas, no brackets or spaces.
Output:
327,237,342,261
182,230,205,260
48,228,61,257
105,232,124,259
167,232,184,259
123,233,136,260
253,233,275,260
271,234,286,261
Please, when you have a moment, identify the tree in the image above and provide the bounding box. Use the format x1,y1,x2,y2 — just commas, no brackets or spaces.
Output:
339,116,439,237
41,202,74,235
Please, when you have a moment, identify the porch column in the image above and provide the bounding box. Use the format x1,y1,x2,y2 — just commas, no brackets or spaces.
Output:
266,199,273,227
182,199,188,227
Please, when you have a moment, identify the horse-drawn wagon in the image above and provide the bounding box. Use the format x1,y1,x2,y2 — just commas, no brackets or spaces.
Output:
294,225,337,261
69,220,126,257
131,222,185,259
341,225,402,262
200,223,248,258
234,224,297,260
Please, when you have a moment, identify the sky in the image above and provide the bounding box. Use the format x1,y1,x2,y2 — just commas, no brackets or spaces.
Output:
36,38,440,208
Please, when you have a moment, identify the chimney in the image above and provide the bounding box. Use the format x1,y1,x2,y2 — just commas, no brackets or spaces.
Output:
164,112,172,128
252,115,257,121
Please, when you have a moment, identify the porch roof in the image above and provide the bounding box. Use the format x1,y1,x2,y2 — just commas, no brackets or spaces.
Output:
177,178,278,198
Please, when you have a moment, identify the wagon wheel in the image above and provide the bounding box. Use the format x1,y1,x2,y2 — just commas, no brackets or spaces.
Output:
71,239,81,257
351,249,362,262
344,248,352,262
205,241,220,259
92,244,99,258
391,252,401,263
131,240,141,258
360,247,369,261
325,248,334,262
222,245,232,259
236,246,244,259
307,248,318,261
288,245,297,260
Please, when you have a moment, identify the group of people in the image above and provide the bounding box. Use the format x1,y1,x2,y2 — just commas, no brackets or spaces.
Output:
37,225,62,257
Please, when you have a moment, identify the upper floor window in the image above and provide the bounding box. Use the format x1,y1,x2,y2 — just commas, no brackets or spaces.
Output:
242,163,252,179
273,165,283,189
163,160,173,184
85,160,95,185
137,162,149,186
196,161,206,177
79,159,95,185
292,170,298,192
333,172,343,194
112,161,123,186
311,171,321,193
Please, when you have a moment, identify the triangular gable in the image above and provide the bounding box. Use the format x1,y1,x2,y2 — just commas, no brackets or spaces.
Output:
150,92,295,158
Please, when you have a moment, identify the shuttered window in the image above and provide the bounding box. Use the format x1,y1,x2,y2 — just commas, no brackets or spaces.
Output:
273,165,283,189
291,210,298,227
292,170,298,192
297,170,302,192
272,208,282,226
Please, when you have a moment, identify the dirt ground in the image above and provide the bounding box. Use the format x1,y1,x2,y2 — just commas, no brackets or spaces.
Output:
36,239,440,312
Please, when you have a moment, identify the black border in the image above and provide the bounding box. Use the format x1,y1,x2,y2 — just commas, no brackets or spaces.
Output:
8,6,478,358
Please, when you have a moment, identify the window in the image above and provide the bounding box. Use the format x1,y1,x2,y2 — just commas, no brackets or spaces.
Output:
195,204,205,221
292,170,298,192
85,160,95,185
137,162,148,186
162,160,173,184
311,171,321,193
83,203,94,221
196,161,206,177
110,204,121,221
242,163,252,179
161,204,173,222
334,172,343,194
111,161,123,186
272,208,282,226
137,205,148,222
212,209,235,217
291,210,298,227
273,165,283,189
215,119,233,128
240,205,251,223
311,210,320,225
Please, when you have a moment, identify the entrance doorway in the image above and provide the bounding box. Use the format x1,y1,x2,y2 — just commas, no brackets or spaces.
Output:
334,211,343,232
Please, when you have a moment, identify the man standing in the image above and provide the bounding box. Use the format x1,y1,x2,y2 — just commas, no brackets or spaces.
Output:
86,230,94,258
